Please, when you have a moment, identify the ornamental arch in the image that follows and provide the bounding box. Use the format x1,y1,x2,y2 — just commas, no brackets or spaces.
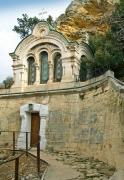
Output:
10,21,93,88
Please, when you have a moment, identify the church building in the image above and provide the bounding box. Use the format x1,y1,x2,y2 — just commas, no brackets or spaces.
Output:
9,21,93,149
0,22,123,170
10,21,93,88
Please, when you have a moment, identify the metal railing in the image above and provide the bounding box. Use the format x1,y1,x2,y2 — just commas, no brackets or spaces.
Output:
0,131,42,180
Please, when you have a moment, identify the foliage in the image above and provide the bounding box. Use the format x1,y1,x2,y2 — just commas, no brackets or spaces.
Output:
89,32,124,78
87,0,124,79
13,14,41,39
110,0,124,52
79,56,88,81
3,76,14,89
46,15,54,26
13,14,54,39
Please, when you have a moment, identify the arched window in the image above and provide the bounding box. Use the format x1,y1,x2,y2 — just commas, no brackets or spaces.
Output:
27,57,36,85
53,53,62,82
79,55,87,82
40,51,49,84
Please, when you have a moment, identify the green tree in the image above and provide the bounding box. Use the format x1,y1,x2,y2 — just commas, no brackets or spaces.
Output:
13,14,41,39
3,77,14,89
89,31,124,78
46,15,54,26
13,14,54,39
88,0,124,79
110,0,124,52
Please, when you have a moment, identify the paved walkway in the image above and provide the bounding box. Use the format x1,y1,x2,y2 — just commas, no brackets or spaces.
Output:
30,150,80,180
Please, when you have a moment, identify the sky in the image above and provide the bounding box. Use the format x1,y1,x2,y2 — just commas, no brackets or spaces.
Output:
0,0,72,82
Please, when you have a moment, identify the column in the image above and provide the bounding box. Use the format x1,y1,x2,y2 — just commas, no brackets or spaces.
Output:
17,65,25,89
61,58,75,82
48,62,53,83
39,104,48,150
39,116,47,150
35,63,40,84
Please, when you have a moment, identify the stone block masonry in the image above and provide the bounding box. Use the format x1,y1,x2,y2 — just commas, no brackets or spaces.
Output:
0,72,124,170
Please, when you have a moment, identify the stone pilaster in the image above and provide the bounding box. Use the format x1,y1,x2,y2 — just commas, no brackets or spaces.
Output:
35,63,40,84
48,62,53,83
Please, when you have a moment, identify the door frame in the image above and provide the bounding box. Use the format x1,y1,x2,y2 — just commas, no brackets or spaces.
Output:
18,103,48,150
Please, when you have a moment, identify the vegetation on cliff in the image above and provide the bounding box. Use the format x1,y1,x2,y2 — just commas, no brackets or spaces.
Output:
13,0,124,79
56,0,117,40
88,0,124,78
56,0,124,79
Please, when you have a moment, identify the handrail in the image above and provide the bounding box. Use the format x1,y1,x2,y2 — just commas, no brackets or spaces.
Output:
0,130,42,180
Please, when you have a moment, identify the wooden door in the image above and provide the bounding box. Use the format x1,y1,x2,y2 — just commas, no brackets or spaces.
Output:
31,113,40,147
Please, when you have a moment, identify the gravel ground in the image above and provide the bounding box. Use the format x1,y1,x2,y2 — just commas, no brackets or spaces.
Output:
0,151,48,180
48,151,116,180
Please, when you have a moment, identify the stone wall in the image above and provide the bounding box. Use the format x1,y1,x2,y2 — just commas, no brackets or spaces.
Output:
0,72,124,169
47,84,124,169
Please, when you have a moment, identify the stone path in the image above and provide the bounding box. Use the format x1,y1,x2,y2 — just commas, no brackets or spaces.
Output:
30,150,80,180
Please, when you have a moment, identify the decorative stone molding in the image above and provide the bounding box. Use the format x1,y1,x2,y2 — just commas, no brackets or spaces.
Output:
17,103,48,150
32,21,50,38
9,21,93,87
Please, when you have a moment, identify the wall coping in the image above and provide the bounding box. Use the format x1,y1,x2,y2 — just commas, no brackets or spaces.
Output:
0,71,123,98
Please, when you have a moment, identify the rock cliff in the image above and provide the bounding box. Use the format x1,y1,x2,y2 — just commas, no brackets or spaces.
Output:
56,0,120,41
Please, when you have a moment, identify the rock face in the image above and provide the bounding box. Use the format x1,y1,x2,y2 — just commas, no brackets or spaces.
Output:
56,0,120,41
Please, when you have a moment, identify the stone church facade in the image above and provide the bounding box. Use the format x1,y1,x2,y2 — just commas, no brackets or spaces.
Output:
0,22,124,170
8,21,93,150
10,21,92,88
